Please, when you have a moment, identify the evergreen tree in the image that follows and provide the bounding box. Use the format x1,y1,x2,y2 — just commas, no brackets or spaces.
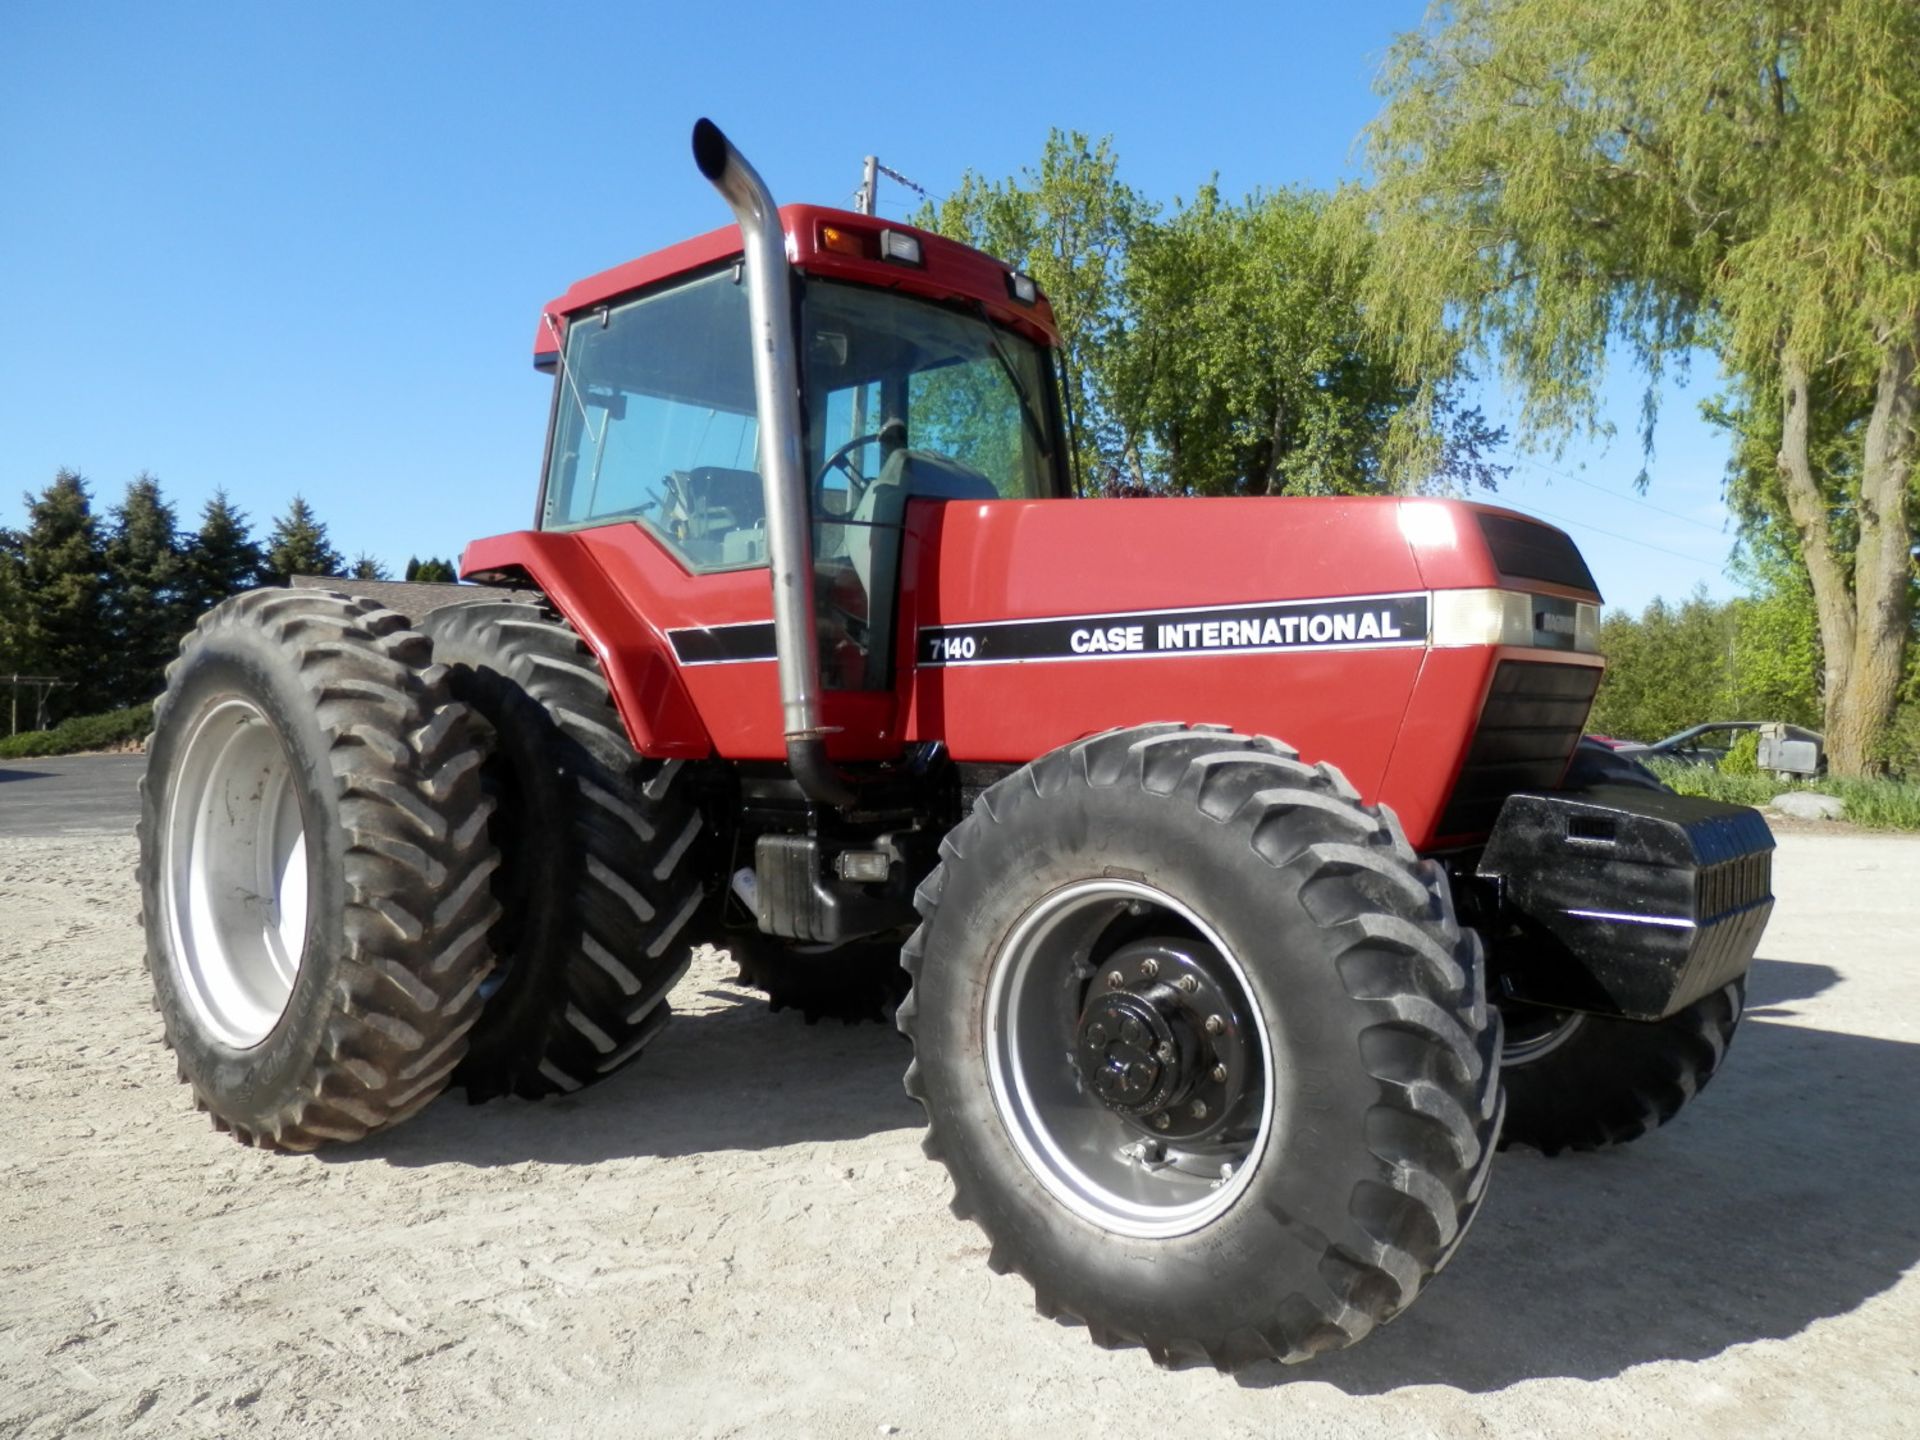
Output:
0,526,24,673
405,556,457,583
349,553,390,581
178,489,267,619
264,495,343,583
105,472,188,706
16,469,108,716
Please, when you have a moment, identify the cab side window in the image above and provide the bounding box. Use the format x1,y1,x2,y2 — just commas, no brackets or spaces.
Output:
542,269,768,571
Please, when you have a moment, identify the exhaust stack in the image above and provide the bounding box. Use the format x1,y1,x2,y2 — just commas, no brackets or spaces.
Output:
692,118,855,807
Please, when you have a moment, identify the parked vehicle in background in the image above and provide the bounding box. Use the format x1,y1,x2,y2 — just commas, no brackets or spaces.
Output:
1609,721,1825,778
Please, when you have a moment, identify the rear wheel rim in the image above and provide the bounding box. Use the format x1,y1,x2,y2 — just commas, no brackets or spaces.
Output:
162,696,311,1048
984,878,1274,1240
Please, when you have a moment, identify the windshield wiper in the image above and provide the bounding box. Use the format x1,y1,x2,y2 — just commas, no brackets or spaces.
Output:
975,303,1050,455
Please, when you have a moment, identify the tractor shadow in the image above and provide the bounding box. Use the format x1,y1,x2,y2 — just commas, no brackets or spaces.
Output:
1239,956,1920,1392
338,956,1920,1392
338,978,918,1170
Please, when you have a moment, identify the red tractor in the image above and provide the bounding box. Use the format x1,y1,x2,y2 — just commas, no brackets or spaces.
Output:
138,121,1774,1370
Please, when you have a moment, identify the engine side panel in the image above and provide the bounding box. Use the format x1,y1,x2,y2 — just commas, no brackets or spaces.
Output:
897,498,1425,798
895,497,1603,850
465,497,1606,851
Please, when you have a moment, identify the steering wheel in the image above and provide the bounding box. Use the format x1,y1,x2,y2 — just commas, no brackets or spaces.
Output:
814,430,889,512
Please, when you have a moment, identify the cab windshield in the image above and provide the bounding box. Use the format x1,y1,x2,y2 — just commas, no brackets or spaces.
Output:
803,280,1064,688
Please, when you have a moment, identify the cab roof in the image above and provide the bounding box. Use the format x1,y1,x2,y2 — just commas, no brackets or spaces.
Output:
531,205,1060,372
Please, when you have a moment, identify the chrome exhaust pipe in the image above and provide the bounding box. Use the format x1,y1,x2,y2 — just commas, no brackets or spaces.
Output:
692,118,855,807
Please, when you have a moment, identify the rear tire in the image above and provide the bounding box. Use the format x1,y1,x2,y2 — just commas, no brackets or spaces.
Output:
899,724,1502,1369
418,600,706,1101
138,589,499,1150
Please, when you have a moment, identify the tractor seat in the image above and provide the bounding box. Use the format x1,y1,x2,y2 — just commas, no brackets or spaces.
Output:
686,465,765,525
848,449,1000,605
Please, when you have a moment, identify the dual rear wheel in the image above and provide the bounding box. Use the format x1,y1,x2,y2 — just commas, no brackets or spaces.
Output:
140,590,500,1149
141,591,709,1148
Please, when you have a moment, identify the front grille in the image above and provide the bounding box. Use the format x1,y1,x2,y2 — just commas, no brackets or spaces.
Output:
1695,838,1774,921
1438,660,1600,836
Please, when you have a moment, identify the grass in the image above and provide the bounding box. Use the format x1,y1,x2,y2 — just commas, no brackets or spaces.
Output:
1646,757,1920,831
0,704,153,760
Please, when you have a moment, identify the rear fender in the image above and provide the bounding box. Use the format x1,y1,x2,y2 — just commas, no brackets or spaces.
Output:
458,530,712,758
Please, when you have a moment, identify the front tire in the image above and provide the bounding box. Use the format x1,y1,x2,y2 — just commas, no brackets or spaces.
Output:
899,724,1502,1369
1496,758,1745,1153
138,589,499,1150
724,929,910,1024
1498,982,1744,1154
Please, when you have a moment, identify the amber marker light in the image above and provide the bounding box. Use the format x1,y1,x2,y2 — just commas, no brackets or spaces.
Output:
819,224,866,256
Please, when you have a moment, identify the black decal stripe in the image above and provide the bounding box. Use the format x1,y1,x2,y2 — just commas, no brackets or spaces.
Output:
918,593,1430,667
668,621,778,665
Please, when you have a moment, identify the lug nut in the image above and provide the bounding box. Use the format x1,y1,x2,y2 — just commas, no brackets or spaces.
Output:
1190,1099,1208,1119
1177,975,1199,995
1138,958,1159,979
1211,1063,1228,1083
1205,1015,1226,1036
1155,1041,1175,1063
1151,1112,1170,1131
1106,971,1124,989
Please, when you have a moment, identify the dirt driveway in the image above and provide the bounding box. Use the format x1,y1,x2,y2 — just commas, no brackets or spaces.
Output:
2,830,1917,1438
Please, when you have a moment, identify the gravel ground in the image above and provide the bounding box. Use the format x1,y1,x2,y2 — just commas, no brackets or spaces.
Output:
2,830,1917,1438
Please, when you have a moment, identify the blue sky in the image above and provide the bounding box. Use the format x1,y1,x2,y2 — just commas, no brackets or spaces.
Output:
1,2,1740,612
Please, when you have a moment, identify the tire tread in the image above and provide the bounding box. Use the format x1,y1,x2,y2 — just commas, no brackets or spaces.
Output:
896,723,1502,1371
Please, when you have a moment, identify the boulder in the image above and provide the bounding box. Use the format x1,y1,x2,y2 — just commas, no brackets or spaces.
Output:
1770,790,1846,822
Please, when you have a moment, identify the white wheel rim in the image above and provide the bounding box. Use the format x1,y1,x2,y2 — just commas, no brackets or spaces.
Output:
1502,1008,1586,1066
161,696,311,1048
984,878,1276,1240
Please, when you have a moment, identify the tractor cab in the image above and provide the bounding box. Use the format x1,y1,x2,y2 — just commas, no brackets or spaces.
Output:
527,202,1070,697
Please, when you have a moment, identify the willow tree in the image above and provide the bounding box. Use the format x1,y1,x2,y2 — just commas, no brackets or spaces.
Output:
1364,0,1920,774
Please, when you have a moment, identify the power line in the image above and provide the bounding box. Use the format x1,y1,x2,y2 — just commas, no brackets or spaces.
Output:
1503,454,1730,534
1516,499,1731,569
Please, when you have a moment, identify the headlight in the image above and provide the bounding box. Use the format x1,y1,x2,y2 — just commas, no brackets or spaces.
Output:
1431,589,1600,653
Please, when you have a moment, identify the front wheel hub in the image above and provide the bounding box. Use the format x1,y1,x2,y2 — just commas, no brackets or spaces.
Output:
1073,939,1248,1143
1075,986,1198,1114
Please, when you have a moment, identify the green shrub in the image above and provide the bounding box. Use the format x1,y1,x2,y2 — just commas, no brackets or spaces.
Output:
0,704,152,760
1647,757,1920,830
1875,703,1920,780
1719,730,1761,776
1814,777,1920,830
1646,758,1787,808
